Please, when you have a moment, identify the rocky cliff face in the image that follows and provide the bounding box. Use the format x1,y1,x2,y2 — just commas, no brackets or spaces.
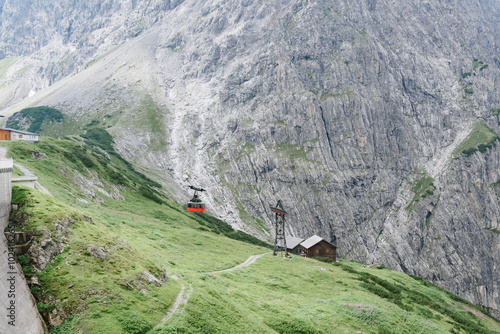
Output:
1,0,500,317
0,0,183,108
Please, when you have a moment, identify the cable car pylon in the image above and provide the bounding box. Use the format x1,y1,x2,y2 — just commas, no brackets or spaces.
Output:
270,200,289,257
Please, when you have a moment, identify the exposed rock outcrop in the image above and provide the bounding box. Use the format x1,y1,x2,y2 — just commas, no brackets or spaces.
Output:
30,150,46,159
138,270,164,287
27,217,78,271
86,244,110,260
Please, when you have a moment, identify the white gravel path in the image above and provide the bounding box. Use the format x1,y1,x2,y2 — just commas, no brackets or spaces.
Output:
155,283,193,327
211,252,270,273
156,252,269,328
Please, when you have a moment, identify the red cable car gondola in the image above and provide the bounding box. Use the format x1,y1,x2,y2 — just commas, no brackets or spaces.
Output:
187,186,206,213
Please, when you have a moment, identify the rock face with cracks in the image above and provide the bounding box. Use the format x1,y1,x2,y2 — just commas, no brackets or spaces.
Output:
1,0,500,317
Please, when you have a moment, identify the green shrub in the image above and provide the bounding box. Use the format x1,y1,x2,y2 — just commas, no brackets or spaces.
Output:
85,120,100,128
360,282,392,299
394,300,413,312
378,325,393,334
22,266,33,274
267,318,320,334
49,318,74,334
63,151,80,166
30,286,41,293
109,171,127,185
37,302,56,312
118,310,152,334
138,185,164,204
405,290,438,309
314,256,340,266
134,170,162,188
473,59,485,70
356,273,403,295
152,325,178,333
81,128,115,153
76,151,95,168
417,306,435,319
341,265,359,274
80,129,163,190
17,254,29,265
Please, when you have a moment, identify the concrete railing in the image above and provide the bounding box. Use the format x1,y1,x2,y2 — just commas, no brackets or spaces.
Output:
12,176,38,189
0,158,13,230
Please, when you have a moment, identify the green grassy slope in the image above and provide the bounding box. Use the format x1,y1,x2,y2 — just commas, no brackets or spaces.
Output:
3,138,499,334
453,121,500,157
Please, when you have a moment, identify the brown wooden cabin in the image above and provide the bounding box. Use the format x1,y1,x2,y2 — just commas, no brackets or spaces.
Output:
301,235,336,261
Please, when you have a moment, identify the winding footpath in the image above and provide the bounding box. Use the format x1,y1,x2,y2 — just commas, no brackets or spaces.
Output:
155,252,269,328
155,283,193,327
211,252,270,273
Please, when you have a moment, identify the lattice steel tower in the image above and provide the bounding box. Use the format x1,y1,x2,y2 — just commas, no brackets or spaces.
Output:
270,200,288,257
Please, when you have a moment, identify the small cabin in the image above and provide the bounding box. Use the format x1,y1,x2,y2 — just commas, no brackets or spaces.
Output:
0,128,39,142
301,235,337,261
285,236,305,255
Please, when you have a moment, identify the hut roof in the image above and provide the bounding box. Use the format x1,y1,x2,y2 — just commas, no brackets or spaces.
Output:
301,235,336,249
0,127,39,136
286,236,304,249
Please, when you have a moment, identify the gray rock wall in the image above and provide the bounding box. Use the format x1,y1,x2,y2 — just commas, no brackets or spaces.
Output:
0,0,184,110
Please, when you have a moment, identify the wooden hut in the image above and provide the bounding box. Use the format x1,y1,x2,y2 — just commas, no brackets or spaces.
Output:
301,235,336,260
285,236,305,255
